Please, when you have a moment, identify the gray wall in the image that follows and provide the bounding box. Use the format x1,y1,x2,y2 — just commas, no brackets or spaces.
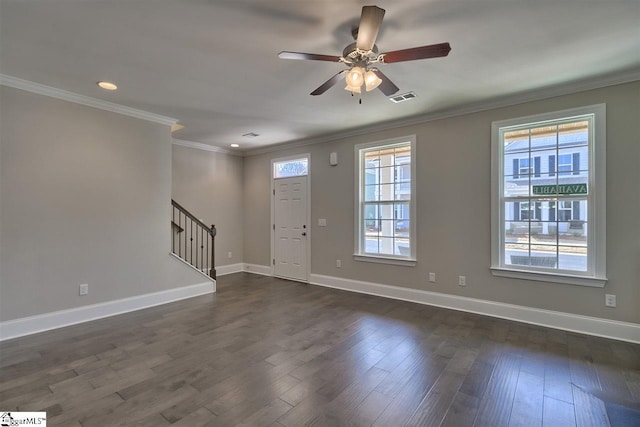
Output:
243,81,640,324
0,86,207,322
172,145,244,267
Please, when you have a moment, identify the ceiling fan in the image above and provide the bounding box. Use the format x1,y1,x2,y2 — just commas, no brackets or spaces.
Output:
278,5,451,97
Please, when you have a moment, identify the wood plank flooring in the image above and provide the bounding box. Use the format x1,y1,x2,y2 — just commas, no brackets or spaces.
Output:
1,272,639,426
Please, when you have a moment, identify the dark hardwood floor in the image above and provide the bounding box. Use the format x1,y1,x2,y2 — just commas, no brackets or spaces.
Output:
1,273,639,426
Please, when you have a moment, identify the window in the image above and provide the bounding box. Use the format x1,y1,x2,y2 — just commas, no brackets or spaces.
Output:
273,157,308,178
491,105,606,287
355,136,416,265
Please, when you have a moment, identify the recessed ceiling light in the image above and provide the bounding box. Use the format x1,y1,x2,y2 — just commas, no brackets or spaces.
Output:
97,81,118,91
230,143,240,148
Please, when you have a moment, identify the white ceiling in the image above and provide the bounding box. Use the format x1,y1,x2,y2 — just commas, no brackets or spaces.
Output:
2,0,639,151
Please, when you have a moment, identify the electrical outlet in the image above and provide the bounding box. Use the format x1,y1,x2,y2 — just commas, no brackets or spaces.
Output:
336,259,342,268
227,251,232,259
458,276,466,287
79,284,89,296
429,272,436,282
605,294,616,307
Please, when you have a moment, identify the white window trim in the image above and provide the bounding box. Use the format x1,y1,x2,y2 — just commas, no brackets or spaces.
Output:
490,104,606,287
354,135,417,266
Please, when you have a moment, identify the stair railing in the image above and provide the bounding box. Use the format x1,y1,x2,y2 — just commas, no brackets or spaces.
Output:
171,200,216,279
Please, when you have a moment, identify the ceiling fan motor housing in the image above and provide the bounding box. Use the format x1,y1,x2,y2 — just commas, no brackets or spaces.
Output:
342,42,379,64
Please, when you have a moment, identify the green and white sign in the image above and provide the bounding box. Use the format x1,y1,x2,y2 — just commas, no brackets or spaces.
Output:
532,184,588,195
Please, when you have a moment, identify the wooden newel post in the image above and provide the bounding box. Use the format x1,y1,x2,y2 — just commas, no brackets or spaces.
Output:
209,224,217,279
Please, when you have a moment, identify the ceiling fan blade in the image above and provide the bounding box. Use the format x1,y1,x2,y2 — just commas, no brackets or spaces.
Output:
382,42,451,63
371,68,399,96
278,51,341,62
310,70,347,96
356,6,385,51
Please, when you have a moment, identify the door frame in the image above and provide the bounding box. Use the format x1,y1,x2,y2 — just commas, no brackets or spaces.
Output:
270,153,311,282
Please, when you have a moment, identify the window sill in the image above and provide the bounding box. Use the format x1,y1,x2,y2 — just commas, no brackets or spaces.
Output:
353,254,416,267
490,266,606,288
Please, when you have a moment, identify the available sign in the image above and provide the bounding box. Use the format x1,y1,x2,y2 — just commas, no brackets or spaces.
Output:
532,184,587,195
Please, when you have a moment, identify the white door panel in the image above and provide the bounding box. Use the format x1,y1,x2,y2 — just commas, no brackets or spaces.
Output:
274,176,308,281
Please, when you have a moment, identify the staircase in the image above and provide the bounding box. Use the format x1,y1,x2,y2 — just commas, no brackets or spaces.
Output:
171,199,216,279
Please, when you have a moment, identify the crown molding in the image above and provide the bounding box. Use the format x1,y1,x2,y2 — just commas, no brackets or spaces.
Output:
0,74,178,126
244,69,640,157
172,139,242,156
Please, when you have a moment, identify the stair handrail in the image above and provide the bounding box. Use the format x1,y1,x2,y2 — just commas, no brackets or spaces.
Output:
171,199,216,279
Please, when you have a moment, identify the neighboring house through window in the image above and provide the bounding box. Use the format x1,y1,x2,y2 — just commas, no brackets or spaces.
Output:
355,136,416,265
491,105,606,287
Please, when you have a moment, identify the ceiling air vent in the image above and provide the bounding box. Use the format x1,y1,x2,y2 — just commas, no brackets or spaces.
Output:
389,92,417,103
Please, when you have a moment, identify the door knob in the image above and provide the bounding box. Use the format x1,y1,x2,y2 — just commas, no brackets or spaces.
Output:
302,232,307,236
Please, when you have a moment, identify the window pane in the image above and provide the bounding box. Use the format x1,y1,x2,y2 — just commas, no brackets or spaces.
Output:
379,149,395,168
505,202,519,221
379,166,395,184
364,185,378,201
558,246,587,271
395,164,410,181
378,184,394,201
365,235,380,254
558,148,588,175
531,223,557,244
394,202,410,219
504,221,525,243
394,239,410,256
379,237,394,255
273,158,308,178
364,205,379,232
379,203,394,220
559,121,588,148
558,221,587,245
529,244,558,269
530,125,557,151
504,176,530,197
364,151,380,167
379,220,395,238
395,182,411,200
394,220,409,238
504,129,529,154
364,168,378,185
505,245,535,266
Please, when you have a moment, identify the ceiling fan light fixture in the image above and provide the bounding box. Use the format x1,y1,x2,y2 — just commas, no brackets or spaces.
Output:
345,67,365,88
364,70,382,92
345,83,361,93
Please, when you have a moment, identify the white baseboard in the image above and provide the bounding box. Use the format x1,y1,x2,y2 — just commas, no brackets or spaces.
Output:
0,281,215,342
243,263,272,276
309,273,640,344
216,263,245,276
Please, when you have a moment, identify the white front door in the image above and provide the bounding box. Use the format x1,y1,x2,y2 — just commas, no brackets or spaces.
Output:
274,176,308,281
